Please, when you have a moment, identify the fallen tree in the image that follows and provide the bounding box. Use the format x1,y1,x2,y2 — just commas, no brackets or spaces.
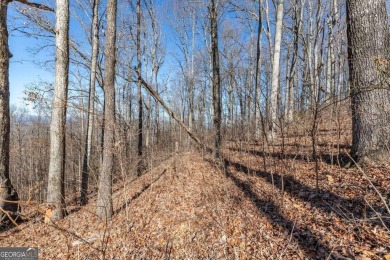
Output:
136,73,208,151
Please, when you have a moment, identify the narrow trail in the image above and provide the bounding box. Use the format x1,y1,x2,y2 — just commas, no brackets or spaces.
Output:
1,150,389,259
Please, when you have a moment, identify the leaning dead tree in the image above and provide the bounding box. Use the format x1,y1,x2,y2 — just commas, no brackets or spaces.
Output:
136,75,204,149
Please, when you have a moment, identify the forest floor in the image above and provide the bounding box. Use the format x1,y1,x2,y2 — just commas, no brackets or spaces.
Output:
1,136,390,259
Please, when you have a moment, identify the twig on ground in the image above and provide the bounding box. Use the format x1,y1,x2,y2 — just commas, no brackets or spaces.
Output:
278,220,296,259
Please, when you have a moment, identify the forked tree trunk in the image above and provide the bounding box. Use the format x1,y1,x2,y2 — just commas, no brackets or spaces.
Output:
46,0,70,221
81,0,100,206
346,0,390,163
0,0,19,225
96,0,117,220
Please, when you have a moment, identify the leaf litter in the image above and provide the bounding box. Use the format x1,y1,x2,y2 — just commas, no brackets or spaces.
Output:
1,136,389,259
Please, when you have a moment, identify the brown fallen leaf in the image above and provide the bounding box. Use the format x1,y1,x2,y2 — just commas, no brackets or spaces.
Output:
327,175,334,183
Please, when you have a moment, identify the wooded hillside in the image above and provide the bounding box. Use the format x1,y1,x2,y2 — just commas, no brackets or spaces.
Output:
0,0,389,258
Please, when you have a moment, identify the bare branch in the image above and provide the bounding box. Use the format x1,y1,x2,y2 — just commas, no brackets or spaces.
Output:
13,0,54,12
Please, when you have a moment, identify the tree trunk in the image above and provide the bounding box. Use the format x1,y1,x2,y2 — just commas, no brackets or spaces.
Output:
307,1,315,109
347,0,390,163
269,0,284,137
189,6,196,133
254,0,262,138
0,0,19,225
326,0,335,103
227,59,234,130
136,0,144,176
46,0,69,221
286,0,303,122
81,0,99,206
210,0,222,157
96,0,117,220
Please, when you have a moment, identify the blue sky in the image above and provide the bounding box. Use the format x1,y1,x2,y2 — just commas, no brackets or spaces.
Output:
8,0,171,107
8,0,390,107
9,33,53,106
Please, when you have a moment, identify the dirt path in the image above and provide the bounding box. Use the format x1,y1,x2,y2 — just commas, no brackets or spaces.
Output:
1,151,389,259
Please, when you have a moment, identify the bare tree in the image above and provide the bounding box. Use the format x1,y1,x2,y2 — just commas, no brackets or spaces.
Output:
136,0,144,176
145,0,164,146
325,0,336,104
347,0,390,163
46,0,70,221
0,0,53,226
0,0,19,225
210,0,222,157
96,0,117,220
268,0,284,138
254,0,263,138
80,0,100,206
285,0,304,122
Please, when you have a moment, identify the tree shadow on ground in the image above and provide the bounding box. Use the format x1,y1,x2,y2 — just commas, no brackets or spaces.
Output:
222,163,331,258
114,169,167,215
222,156,389,229
268,143,351,150
227,147,350,166
0,216,23,234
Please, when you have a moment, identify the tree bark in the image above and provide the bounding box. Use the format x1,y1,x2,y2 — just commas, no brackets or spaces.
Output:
347,0,390,163
0,0,19,226
269,0,284,136
136,0,144,176
210,0,222,157
0,1,52,225
326,0,335,103
254,0,262,138
189,5,196,133
81,0,100,206
286,0,303,122
46,0,70,221
96,0,117,220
